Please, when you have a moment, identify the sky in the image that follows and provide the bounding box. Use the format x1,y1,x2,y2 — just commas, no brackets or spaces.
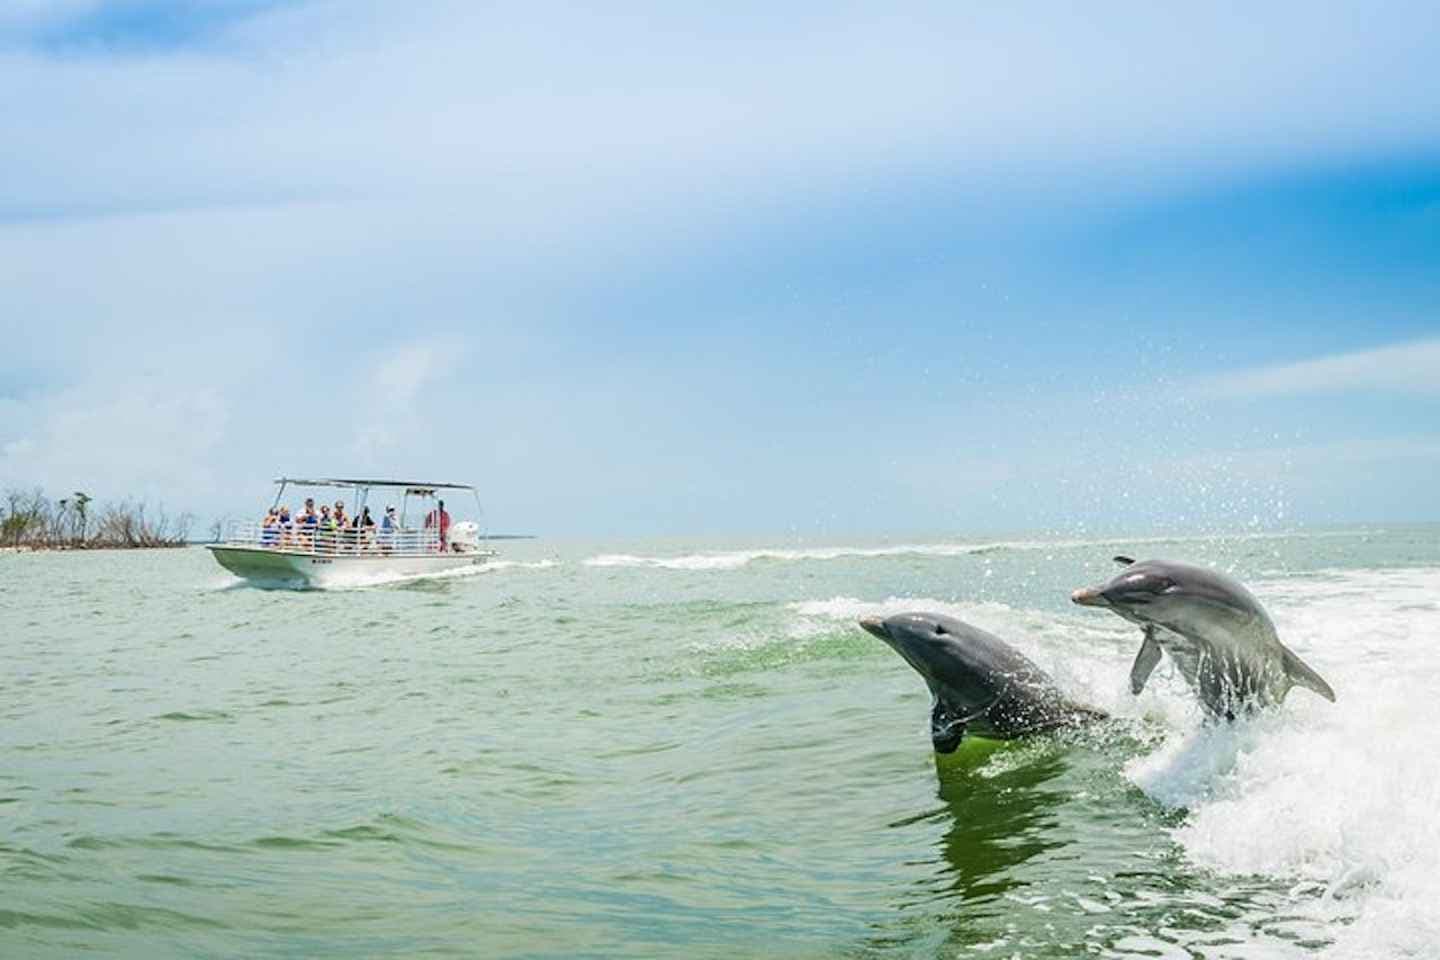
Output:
1,1,1438,539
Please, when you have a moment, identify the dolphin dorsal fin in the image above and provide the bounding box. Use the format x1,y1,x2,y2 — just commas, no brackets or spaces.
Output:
1113,555,1135,567
1281,645,1336,702
1129,626,1163,695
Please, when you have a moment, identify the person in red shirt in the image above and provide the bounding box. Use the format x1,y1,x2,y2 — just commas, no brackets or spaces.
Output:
425,499,451,551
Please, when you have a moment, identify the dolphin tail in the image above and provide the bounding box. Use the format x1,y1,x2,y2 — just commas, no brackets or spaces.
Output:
1281,645,1336,702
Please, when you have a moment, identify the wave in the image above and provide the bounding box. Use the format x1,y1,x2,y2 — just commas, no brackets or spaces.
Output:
585,544,993,571
484,559,560,571
583,529,1375,573
1126,567,1440,958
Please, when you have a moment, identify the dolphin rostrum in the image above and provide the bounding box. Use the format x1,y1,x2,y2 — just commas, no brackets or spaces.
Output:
860,612,1106,752
1071,557,1335,719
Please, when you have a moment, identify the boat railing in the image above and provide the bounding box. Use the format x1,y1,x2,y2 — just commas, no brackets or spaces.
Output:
223,520,447,556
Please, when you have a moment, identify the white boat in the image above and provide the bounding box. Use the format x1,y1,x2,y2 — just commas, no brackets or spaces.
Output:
207,477,497,588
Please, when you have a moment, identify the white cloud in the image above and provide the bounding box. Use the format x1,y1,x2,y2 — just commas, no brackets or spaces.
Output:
350,339,461,462
4,2,1440,222
1197,338,1440,398
0,379,229,501
374,342,442,408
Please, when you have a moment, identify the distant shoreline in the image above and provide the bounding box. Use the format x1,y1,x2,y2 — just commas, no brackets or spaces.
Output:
1,542,189,554
184,534,538,545
4,536,539,554
4,490,191,552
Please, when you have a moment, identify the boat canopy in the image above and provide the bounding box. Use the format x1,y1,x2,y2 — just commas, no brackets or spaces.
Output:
273,478,476,491
267,478,483,529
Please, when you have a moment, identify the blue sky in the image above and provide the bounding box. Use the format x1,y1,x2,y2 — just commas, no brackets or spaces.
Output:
1,1,1438,537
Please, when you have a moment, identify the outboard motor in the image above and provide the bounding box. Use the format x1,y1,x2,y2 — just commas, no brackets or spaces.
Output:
448,520,480,553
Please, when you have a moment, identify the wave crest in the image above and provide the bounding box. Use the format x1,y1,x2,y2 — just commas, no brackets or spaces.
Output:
583,530,1367,573
1127,567,1440,959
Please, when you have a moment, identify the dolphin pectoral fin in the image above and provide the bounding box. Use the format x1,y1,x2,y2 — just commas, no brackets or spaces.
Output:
930,684,1010,751
1129,626,1163,695
931,723,966,754
1280,645,1336,702
930,701,967,753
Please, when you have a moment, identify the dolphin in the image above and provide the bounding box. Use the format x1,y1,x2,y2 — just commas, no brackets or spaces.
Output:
1070,557,1335,719
859,612,1106,752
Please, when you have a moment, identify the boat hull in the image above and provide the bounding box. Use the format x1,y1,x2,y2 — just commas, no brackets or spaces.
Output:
206,544,492,588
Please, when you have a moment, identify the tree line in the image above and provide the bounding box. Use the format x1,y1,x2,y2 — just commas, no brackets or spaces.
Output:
2,488,192,549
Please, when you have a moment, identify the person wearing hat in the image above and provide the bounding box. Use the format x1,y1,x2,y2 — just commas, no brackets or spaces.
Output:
379,505,398,554
297,497,319,551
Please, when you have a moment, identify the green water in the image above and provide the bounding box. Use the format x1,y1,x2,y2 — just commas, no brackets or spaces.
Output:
3,528,1438,957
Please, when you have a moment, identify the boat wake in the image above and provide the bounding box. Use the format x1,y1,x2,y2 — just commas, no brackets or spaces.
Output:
313,558,561,589
209,557,558,591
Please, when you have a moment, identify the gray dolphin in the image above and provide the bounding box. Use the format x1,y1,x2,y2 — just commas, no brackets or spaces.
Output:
860,612,1106,752
1071,557,1335,719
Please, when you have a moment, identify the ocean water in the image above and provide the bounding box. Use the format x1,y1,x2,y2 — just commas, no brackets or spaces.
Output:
2,526,1438,958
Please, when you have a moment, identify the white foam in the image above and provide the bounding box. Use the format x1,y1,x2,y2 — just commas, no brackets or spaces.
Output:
309,562,499,590
484,558,560,571
584,543,992,571
215,557,561,591
582,529,1374,572
1126,567,1440,958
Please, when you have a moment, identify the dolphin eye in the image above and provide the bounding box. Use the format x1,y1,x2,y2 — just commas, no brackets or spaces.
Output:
934,624,949,636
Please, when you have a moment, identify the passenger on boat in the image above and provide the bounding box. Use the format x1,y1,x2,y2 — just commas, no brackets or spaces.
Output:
332,503,352,546
297,498,318,549
260,508,280,547
356,506,376,550
425,500,451,552
379,506,398,554
277,506,293,547
318,504,337,552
